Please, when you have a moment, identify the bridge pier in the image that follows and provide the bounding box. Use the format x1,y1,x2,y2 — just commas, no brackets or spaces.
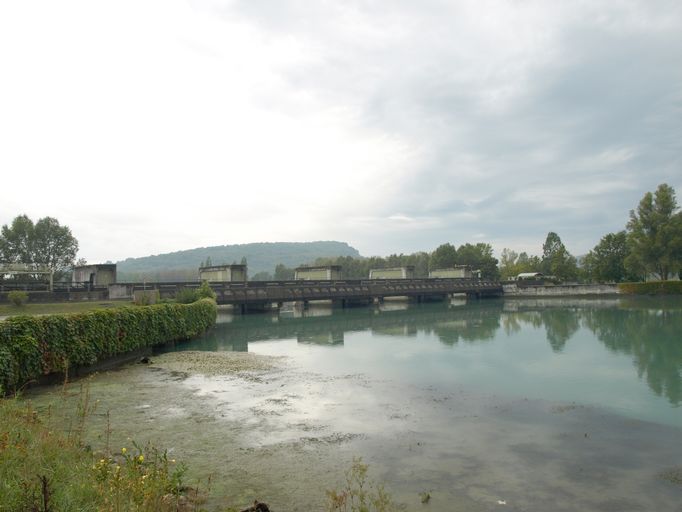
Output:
332,299,347,308
237,302,275,314
294,300,310,310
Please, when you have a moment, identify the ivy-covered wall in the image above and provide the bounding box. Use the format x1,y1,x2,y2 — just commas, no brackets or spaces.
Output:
0,299,217,394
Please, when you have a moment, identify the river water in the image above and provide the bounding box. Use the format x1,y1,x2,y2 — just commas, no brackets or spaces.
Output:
27,297,682,511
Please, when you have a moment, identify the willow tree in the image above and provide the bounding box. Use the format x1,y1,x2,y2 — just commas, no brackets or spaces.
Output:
626,184,682,280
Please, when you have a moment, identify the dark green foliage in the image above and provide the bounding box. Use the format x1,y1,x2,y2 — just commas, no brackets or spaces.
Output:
541,232,578,281
0,299,217,394
455,243,499,279
618,281,682,295
7,290,28,307
626,183,682,280
174,288,199,304
430,243,458,270
197,281,217,300
582,231,633,283
0,215,79,278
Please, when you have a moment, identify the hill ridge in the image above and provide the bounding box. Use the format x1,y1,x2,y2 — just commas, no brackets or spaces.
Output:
116,241,361,281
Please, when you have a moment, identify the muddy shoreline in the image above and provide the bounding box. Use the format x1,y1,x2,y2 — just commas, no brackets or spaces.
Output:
26,348,682,511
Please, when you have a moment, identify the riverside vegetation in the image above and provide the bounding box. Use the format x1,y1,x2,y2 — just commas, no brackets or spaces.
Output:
0,298,217,395
0,296,398,511
0,393,398,512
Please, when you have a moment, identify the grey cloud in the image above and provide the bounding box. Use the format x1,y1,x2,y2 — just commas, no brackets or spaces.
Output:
197,0,682,255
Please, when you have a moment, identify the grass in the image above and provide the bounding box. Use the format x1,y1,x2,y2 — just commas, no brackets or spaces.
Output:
0,393,201,512
0,300,133,318
1,385,398,512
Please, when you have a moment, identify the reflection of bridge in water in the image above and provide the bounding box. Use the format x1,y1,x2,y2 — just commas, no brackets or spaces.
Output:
158,297,682,406
139,278,503,312
162,300,506,352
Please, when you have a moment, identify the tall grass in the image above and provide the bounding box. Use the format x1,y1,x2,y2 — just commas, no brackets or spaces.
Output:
0,393,204,512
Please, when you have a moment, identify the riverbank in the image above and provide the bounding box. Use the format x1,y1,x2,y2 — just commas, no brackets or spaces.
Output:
0,397,206,512
0,299,217,395
23,336,682,511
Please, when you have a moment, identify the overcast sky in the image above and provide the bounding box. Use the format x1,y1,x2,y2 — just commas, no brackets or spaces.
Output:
1,0,681,263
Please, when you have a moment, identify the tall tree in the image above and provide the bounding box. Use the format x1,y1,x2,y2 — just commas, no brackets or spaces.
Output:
456,243,499,279
430,243,458,270
541,232,578,281
0,215,78,274
0,214,34,263
32,217,79,272
626,183,682,280
583,231,632,283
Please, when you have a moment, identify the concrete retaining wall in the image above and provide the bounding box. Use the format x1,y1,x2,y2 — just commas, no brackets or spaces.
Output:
503,283,620,297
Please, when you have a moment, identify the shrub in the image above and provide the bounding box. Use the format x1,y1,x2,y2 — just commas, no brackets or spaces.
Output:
174,288,199,304
0,299,217,394
134,289,160,305
7,290,28,307
326,458,398,512
618,281,682,295
197,280,217,301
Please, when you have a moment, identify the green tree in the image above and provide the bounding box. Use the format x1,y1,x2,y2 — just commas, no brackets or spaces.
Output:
430,243,458,270
626,183,682,280
0,215,78,276
32,217,79,272
456,243,499,279
583,231,632,283
274,263,295,280
0,214,34,263
541,232,578,281
499,249,541,280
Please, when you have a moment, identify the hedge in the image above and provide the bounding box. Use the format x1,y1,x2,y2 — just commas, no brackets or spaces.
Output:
0,299,217,394
618,281,682,295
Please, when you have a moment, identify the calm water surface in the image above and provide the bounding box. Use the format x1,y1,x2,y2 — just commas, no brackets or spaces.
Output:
31,297,682,511
177,297,682,426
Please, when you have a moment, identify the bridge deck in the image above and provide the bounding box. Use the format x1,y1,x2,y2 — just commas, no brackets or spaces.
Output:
132,278,503,305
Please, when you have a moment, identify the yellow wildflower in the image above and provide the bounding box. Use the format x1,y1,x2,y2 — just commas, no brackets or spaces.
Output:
138,455,144,463
121,447,127,454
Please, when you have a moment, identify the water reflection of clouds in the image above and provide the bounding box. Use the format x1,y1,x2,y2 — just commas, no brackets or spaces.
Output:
191,298,682,413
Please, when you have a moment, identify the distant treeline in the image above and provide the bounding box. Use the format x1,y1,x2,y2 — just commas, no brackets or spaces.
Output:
257,242,500,281
3,185,680,285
